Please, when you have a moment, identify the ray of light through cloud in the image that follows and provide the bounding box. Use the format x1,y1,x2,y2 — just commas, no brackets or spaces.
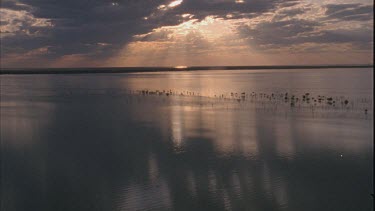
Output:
0,0,373,67
108,0,373,67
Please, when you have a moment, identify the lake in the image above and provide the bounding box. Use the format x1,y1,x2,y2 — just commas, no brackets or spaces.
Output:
0,68,373,211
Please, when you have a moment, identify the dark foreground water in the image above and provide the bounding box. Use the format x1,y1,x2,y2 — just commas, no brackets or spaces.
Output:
1,69,373,211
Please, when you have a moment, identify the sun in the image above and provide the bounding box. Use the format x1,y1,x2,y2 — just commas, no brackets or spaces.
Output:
175,65,188,69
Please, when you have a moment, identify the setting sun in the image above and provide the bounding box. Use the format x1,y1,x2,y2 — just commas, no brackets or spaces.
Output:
1,0,373,210
175,65,188,69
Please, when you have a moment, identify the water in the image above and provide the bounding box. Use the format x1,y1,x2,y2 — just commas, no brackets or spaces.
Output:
1,68,373,211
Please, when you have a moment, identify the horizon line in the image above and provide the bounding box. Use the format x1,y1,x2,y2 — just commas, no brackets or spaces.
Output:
1,64,373,75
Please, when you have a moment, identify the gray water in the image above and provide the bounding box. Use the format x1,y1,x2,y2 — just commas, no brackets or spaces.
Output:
1,69,373,211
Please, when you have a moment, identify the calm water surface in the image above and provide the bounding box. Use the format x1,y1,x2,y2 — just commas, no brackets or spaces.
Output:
1,69,373,211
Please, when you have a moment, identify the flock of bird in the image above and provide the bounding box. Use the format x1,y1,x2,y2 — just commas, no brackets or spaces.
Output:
137,89,371,116
57,88,371,118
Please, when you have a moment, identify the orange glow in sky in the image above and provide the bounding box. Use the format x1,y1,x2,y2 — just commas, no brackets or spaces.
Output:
0,0,373,68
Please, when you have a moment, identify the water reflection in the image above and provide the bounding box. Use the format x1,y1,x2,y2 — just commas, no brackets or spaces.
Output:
275,119,295,159
0,70,373,211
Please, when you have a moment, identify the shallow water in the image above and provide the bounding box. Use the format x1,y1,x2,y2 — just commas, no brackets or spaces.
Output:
1,69,373,211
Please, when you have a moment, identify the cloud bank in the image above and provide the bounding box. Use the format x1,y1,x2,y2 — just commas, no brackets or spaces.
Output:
0,0,373,67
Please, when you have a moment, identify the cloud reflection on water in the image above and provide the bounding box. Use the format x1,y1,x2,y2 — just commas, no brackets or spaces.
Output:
0,71,373,211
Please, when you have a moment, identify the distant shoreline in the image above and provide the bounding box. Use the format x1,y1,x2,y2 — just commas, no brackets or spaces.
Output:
0,65,373,75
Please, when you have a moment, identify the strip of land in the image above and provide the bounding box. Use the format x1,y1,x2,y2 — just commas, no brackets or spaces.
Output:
0,65,373,75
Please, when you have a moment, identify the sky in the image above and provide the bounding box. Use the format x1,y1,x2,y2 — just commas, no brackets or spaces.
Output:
0,0,373,68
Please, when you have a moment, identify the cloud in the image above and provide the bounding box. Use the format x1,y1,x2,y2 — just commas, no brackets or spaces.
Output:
0,8,53,38
0,0,373,67
272,7,310,20
325,3,373,21
1,1,292,48
1,0,167,63
237,2,373,52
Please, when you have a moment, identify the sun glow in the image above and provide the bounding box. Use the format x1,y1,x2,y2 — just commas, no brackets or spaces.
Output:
152,16,235,39
110,16,269,67
175,65,187,69
168,0,183,8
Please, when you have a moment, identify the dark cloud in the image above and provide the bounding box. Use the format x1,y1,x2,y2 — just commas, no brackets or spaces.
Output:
238,15,373,51
273,7,310,20
234,2,373,52
1,0,295,62
1,0,167,61
0,0,373,67
165,0,289,19
0,0,33,11
238,19,321,47
325,3,373,21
